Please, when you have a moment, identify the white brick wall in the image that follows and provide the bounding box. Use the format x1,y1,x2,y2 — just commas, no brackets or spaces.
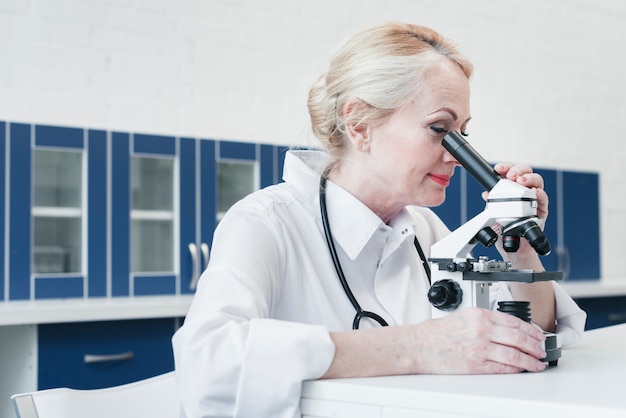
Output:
1,0,623,279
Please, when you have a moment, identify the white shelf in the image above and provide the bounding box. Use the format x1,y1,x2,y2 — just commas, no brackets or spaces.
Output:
0,295,193,326
561,279,626,298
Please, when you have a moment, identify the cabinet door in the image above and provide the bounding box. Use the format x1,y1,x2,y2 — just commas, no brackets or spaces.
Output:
111,132,180,296
8,124,105,300
38,318,178,390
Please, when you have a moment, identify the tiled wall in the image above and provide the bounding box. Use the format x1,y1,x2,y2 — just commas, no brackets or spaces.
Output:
0,1,622,279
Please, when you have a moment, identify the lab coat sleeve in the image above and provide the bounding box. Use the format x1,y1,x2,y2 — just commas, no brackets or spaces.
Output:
172,200,335,418
173,312,333,418
490,281,587,346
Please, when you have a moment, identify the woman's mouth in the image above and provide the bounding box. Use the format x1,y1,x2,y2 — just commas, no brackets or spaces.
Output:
428,173,451,186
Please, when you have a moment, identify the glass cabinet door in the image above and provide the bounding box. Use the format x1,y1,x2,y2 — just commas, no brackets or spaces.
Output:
32,149,83,274
217,160,257,221
131,156,175,273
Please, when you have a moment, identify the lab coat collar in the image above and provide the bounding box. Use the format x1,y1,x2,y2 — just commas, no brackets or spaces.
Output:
283,150,416,261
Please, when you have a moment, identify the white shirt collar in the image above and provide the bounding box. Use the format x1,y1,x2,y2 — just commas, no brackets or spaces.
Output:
283,150,416,260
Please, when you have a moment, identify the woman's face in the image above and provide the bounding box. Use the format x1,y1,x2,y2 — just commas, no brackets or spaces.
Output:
364,58,471,217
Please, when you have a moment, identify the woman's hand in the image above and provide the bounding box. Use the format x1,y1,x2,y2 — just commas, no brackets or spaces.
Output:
411,308,547,374
323,308,548,379
493,162,549,222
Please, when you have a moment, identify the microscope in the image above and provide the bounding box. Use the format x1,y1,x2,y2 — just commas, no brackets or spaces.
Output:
427,131,561,367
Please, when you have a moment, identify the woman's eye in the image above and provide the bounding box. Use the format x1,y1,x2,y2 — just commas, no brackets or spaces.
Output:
429,126,448,134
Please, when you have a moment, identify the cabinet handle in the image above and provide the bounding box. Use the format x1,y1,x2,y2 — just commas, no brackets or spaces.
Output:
608,313,626,324
201,243,210,270
189,243,200,290
84,351,134,363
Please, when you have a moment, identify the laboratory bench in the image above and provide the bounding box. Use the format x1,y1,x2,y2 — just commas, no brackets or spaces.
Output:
301,322,626,417
0,295,193,418
1,281,625,417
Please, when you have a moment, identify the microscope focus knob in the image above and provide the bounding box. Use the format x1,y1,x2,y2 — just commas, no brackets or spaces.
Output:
428,279,463,311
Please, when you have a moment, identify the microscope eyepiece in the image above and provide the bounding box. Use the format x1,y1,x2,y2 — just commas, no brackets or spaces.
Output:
443,131,500,191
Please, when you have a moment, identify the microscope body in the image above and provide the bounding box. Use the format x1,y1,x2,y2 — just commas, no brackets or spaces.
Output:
429,177,548,316
428,132,562,366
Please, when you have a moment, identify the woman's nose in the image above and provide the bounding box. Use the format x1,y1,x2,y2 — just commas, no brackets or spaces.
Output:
443,150,460,165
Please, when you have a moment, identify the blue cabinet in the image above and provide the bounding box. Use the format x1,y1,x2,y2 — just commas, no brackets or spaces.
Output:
38,318,178,390
112,132,179,296
1,121,289,301
7,123,108,300
573,296,626,330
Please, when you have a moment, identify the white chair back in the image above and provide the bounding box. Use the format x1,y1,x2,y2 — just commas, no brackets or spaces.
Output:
11,371,178,418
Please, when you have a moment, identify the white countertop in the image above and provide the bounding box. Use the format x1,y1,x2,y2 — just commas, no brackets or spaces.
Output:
301,324,626,418
0,295,194,326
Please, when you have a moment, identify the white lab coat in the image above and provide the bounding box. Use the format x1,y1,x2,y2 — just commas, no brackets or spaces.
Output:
172,150,586,418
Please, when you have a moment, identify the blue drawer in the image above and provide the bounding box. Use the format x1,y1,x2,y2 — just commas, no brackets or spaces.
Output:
574,296,626,330
38,318,177,390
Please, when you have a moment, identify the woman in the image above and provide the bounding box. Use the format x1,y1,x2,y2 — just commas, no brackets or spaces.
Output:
173,22,586,418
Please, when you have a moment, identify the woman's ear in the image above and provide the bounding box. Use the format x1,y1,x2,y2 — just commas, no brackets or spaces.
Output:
342,98,371,152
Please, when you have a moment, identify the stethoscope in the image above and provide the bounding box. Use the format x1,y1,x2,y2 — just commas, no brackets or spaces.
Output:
319,173,432,330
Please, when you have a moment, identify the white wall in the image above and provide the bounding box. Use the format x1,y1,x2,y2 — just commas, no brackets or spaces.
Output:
1,0,623,279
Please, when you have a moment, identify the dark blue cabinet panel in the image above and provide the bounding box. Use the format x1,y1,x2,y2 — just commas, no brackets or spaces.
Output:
562,171,600,280
38,318,177,390
35,125,83,148
260,144,277,188
573,296,626,330
0,122,5,301
179,137,199,295
88,130,108,297
134,133,176,155
219,140,256,160
276,146,289,183
9,123,32,300
111,132,131,297
199,139,217,253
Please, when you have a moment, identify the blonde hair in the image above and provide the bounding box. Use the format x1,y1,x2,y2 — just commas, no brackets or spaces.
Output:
308,22,473,159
